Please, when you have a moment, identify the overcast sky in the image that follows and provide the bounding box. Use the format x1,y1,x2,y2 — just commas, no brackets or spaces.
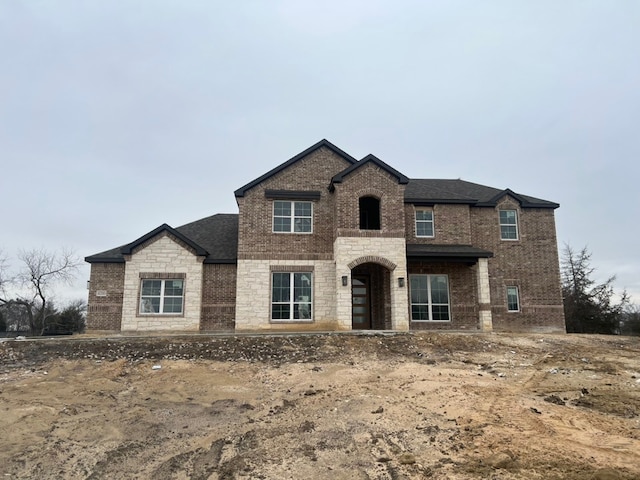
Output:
1,1,639,305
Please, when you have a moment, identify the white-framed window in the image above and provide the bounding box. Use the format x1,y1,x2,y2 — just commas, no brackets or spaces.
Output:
271,272,313,321
140,279,184,314
499,209,518,240
409,274,450,321
273,200,313,233
415,209,434,237
506,286,520,312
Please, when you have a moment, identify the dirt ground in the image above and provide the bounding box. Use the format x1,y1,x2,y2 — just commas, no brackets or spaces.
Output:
1,332,639,480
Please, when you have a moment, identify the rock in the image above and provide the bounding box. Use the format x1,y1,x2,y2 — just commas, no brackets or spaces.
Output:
371,406,384,414
397,453,416,464
376,456,392,463
591,468,623,480
484,451,514,469
544,395,566,406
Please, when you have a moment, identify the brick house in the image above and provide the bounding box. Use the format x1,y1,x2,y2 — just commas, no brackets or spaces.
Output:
85,139,565,333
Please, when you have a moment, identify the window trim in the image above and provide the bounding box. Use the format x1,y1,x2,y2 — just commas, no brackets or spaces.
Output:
506,286,520,312
272,200,313,234
409,274,451,322
499,209,519,241
271,271,313,322
415,208,434,238
139,278,185,315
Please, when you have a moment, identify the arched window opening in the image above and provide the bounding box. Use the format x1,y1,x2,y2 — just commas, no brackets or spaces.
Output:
359,196,380,230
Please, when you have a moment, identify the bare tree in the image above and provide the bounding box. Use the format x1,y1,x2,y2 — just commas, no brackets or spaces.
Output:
0,248,80,335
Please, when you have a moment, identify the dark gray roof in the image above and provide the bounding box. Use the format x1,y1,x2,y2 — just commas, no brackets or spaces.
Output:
405,179,559,208
85,214,238,264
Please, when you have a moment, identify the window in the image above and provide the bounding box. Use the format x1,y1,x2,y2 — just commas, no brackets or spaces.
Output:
140,279,184,314
415,209,434,237
271,272,313,321
273,201,312,233
507,286,520,312
410,275,450,321
499,210,518,240
359,196,380,230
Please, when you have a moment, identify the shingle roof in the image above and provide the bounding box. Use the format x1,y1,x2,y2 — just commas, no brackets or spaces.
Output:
85,214,238,264
405,179,559,208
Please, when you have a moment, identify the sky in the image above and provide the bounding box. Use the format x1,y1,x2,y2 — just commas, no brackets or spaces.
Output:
1,1,639,305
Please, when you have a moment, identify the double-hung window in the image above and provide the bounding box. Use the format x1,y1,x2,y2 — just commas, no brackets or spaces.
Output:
273,201,312,233
415,209,434,237
140,279,184,314
506,286,520,312
409,275,450,321
499,210,518,240
271,272,313,321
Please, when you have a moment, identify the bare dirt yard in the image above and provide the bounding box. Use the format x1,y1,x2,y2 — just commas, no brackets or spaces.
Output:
1,332,639,480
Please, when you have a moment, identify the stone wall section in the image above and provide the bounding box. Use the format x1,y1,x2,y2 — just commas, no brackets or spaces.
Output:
334,237,409,331
86,263,125,331
200,263,236,331
471,197,565,332
121,234,204,331
235,259,337,331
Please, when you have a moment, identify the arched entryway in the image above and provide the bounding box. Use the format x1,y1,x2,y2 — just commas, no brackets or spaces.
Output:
350,262,392,330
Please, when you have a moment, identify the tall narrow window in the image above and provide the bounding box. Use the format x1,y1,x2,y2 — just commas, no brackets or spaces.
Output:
409,275,450,321
359,196,380,230
415,209,434,237
499,210,518,240
273,201,312,233
506,286,520,312
140,279,184,314
271,272,313,321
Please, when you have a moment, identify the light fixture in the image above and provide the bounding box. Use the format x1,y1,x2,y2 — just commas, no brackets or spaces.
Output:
86,280,91,290
398,277,405,288
342,275,348,286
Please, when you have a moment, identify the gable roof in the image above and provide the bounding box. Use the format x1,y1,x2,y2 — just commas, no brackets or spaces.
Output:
405,179,559,208
85,214,239,264
234,139,357,198
330,154,410,189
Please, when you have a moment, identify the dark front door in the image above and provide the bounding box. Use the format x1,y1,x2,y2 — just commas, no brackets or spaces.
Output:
352,276,371,329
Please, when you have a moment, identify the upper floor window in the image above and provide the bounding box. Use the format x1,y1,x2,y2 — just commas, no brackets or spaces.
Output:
140,279,184,314
273,200,312,233
506,286,520,312
359,196,380,230
499,209,518,240
415,209,434,237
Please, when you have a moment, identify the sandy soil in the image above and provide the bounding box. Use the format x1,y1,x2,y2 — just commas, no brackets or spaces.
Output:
1,332,639,480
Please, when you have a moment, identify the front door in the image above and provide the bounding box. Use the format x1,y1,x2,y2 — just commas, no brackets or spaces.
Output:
351,276,371,329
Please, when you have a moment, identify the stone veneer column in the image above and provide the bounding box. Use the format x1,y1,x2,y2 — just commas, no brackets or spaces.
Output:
334,237,409,331
477,257,493,331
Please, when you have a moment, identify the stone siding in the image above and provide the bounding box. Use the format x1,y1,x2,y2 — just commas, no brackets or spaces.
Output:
121,234,204,331
235,260,337,331
334,237,409,331
86,263,125,331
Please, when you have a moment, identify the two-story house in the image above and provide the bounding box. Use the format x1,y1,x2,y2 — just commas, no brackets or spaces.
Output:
85,139,566,333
